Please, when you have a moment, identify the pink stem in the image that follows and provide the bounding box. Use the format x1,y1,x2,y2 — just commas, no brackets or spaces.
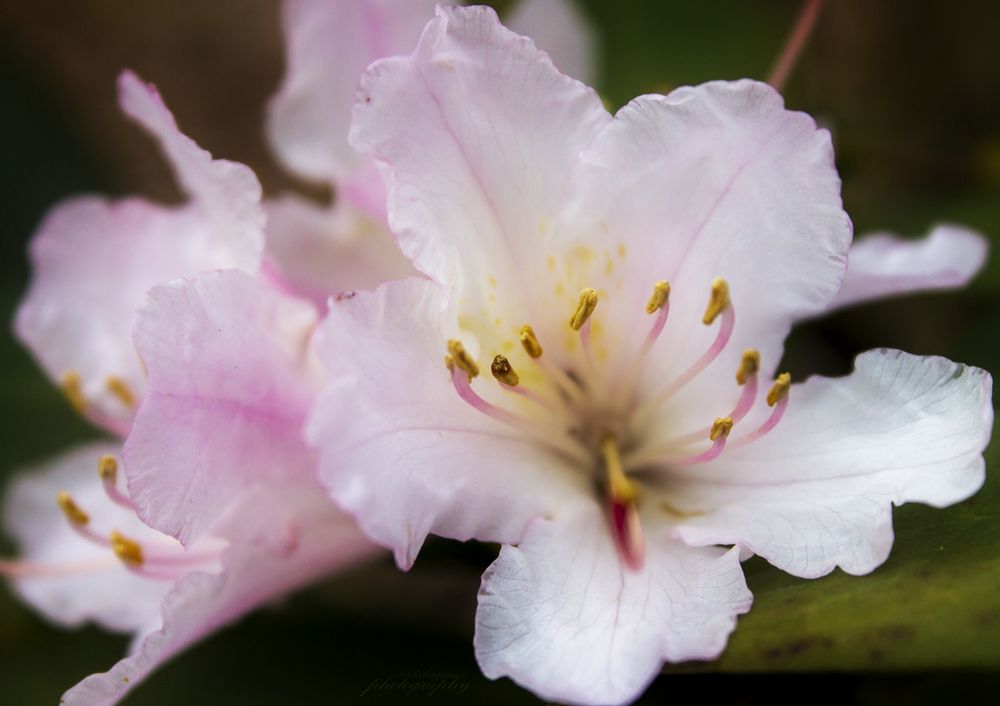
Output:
0,557,112,578
102,478,136,511
767,0,825,92
662,434,728,466
729,394,790,449
649,304,735,409
729,375,759,424
451,369,525,428
70,522,111,547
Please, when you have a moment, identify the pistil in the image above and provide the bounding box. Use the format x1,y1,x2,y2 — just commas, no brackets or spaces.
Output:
601,435,645,571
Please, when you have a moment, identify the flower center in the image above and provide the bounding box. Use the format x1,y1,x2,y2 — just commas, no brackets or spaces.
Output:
444,277,791,571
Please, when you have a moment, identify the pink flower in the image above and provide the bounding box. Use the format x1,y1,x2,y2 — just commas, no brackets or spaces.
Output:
308,7,993,705
6,69,378,704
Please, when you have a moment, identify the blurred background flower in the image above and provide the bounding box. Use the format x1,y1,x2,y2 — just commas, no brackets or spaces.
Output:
0,1,997,703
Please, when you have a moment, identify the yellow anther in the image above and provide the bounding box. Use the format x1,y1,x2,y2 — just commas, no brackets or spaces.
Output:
57,491,90,526
519,325,543,358
569,288,599,331
702,277,730,325
60,371,86,415
645,280,671,314
110,531,144,567
490,355,520,386
446,340,479,379
105,376,135,407
709,416,734,441
600,435,637,505
766,372,792,406
98,455,118,483
735,349,761,385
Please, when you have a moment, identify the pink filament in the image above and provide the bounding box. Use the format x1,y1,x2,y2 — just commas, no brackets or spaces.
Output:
102,477,136,511
729,374,759,424
729,393,790,449
0,557,113,578
70,522,111,548
501,382,561,414
768,0,825,92
451,368,525,428
663,434,729,466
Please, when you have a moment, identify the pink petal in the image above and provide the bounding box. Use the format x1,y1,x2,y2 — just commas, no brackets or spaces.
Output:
267,0,438,186
263,193,416,306
475,500,751,706
3,443,173,634
669,349,993,578
826,224,988,312
125,270,321,546
506,0,597,83
348,4,611,342
118,71,264,271
307,278,584,569
61,487,377,706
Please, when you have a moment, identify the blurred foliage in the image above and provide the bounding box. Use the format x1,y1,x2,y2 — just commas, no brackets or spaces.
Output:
0,0,997,703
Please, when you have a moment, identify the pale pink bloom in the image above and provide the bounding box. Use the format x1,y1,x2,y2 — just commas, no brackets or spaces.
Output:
14,70,265,435
5,271,378,705
263,0,597,303
308,7,993,705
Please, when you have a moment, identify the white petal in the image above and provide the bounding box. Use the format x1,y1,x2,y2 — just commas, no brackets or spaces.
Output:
670,349,993,578
307,278,584,569
263,193,416,306
475,500,751,706
506,0,597,83
3,443,173,634
826,224,988,312
349,5,611,350
267,0,438,185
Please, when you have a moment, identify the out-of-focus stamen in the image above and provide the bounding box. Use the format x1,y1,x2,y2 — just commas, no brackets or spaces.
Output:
57,491,110,547
519,325,543,359
98,455,135,511
60,371,86,415
110,530,144,567
730,373,791,449
105,376,136,408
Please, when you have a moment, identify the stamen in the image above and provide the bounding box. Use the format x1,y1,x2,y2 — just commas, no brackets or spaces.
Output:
630,416,734,468
642,280,671,349
634,278,735,421
519,325,543,358
60,371,86,415
98,455,136,511
569,288,598,331
105,376,136,407
446,340,479,380
702,277,730,325
730,349,761,423
646,280,671,315
57,491,109,547
730,373,791,449
490,355,520,387
601,435,644,571
110,531,144,567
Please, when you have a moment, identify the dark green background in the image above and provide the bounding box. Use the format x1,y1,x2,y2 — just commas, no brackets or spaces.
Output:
1,1,997,703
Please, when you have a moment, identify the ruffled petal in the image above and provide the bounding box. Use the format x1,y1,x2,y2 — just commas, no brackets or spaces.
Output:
61,487,377,706
475,500,751,706
506,0,597,83
125,270,321,546
307,278,584,569
2,443,173,634
118,70,264,271
669,349,993,578
825,224,988,312
558,80,851,409
263,193,416,306
349,4,611,350
267,0,438,185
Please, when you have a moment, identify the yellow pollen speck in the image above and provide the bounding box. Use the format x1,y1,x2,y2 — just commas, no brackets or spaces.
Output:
446,340,479,379
767,373,792,406
569,288,599,331
604,252,614,275
519,325,543,358
98,455,118,483
57,491,89,526
546,254,556,273
735,349,761,385
105,376,135,407
488,275,497,287
618,244,627,257
490,355,520,386
709,416,734,441
554,282,565,297
60,371,86,415
702,277,730,325
110,531,144,567
645,280,671,314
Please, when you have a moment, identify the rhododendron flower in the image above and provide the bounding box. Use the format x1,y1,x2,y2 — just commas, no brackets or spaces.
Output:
5,68,378,705
308,7,993,705
264,0,597,303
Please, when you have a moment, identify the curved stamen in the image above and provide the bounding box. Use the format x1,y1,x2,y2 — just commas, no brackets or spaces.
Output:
57,491,111,547
98,455,135,511
729,373,791,449
730,349,761,423
519,324,586,404
626,416,734,468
